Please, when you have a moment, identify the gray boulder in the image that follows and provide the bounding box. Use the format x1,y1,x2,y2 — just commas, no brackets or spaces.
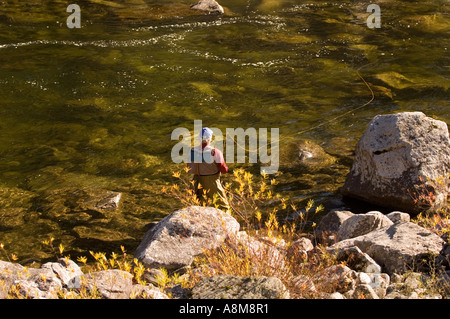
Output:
386,211,411,223
72,269,133,299
70,269,169,299
134,206,240,271
192,275,289,299
0,261,27,298
385,272,442,299
41,258,84,287
317,210,354,234
314,264,357,294
286,237,314,260
337,211,393,240
330,222,445,275
190,0,224,14
342,112,450,214
230,231,286,271
12,267,63,299
335,246,382,274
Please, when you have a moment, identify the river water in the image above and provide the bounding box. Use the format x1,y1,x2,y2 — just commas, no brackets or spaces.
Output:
0,0,448,264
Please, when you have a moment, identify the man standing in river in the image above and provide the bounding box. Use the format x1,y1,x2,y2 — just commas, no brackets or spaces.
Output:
187,127,230,210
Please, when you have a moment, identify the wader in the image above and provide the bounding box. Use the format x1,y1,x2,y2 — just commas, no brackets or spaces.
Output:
188,145,229,210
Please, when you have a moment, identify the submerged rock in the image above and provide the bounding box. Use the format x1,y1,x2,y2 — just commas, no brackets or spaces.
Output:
38,187,122,221
342,112,450,214
280,139,336,173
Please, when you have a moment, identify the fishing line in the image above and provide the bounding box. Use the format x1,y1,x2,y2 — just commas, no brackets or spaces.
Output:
225,68,375,153
296,69,375,135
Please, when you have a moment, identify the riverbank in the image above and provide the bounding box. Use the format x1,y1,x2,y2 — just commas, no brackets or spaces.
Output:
1,111,449,299
1,205,449,299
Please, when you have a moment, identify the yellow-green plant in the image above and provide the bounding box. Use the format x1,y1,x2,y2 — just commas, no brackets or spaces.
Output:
410,174,450,239
164,167,323,238
0,243,18,263
165,167,338,298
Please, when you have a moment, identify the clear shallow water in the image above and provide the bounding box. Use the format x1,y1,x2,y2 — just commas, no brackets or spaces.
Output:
0,0,448,264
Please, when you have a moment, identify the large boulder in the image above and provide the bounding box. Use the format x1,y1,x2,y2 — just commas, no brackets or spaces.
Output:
134,206,240,271
330,222,445,275
342,112,450,214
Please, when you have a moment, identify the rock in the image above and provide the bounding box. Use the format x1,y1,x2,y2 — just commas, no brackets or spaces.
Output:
1,261,73,299
337,211,393,240
166,284,192,299
0,257,169,299
41,258,84,287
369,272,390,298
335,246,382,274
74,269,134,299
291,275,317,297
351,284,379,299
342,112,450,214
191,275,289,299
131,284,170,299
286,237,314,260
229,231,286,271
436,272,450,297
134,206,240,271
141,268,165,286
327,292,345,299
330,222,445,275
38,187,122,223
314,265,356,294
385,272,441,299
280,139,336,173
374,72,415,90
317,210,354,234
12,267,63,299
0,261,26,298
190,0,224,15
386,211,411,223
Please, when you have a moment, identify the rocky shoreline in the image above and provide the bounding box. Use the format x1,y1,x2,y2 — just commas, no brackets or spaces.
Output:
0,206,449,299
0,111,449,299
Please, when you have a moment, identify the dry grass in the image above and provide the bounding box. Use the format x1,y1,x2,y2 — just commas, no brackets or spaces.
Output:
163,167,341,298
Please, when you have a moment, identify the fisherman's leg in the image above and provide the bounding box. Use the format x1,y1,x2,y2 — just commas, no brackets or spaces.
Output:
193,176,206,205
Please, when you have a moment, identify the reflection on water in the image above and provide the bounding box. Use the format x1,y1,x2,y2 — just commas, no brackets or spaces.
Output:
0,0,448,264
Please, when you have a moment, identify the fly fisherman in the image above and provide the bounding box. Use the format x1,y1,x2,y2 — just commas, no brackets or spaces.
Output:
187,127,229,210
